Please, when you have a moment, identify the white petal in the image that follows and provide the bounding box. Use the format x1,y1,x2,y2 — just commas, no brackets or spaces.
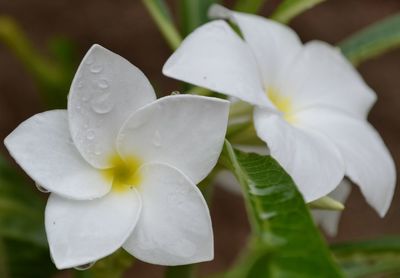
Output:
209,4,302,88
163,20,273,108
4,110,111,200
123,163,213,265
296,107,396,216
117,95,229,184
312,179,352,237
46,190,141,269
68,44,156,169
254,108,345,201
277,41,376,118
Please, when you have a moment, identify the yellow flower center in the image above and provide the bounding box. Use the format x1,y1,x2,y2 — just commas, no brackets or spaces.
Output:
267,87,296,123
102,154,142,192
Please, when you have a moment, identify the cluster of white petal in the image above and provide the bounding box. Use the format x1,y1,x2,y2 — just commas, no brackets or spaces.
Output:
163,5,396,217
4,45,229,269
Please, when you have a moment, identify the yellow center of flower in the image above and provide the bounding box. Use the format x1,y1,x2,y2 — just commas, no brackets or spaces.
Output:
267,87,296,123
102,154,142,192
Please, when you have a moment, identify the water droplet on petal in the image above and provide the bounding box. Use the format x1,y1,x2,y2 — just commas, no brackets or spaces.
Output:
171,91,180,95
94,145,103,155
98,79,109,89
36,183,49,193
152,130,161,147
90,64,103,74
85,56,94,65
90,91,114,114
86,129,95,140
74,262,96,271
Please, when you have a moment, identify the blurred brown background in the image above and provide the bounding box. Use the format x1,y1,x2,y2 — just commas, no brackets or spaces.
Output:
0,0,399,277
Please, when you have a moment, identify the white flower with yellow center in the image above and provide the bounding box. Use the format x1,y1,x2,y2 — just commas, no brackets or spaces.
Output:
163,5,396,216
4,45,229,269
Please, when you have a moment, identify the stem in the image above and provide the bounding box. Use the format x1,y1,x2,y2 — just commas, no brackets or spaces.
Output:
0,16,63,86
234,0,267,13
142,0,182,50
187,86,213,96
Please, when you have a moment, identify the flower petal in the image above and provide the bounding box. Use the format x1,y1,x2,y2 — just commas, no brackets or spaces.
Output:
296,107,396,216
163,20,273,108
4,110,111,200
254,108,345,202
68,44,156,169
123,163,213,265
46,190,141,269
117,95,229,184
277,41,376,118
209,4,302,88
312,179,352,237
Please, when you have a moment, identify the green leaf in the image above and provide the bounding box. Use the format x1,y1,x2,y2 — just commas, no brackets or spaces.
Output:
0,155,55,277
234,0,266,14
339,13,400,66
218,140,344,277
179,0,220,35
332,236,400,278
142,0,182,50
270,0,326,24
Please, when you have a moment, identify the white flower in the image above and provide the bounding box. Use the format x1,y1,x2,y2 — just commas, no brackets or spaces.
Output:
4,44,229,269
163,5,396,216
312,180,352,236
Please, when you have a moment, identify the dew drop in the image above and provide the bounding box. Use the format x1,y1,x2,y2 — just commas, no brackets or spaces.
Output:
82,94,90,102
90,91,114,114
74,261,96,271
152,130,161,147
36,183,49,193
94,145,103,155
86,129,95,140
90,64,103,74
170,91,180,95
97,79,109,89
85,56,94,65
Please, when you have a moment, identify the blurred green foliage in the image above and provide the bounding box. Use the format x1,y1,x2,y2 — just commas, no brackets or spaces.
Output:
339,13,400,66
0,155,56,277
332,236,400,278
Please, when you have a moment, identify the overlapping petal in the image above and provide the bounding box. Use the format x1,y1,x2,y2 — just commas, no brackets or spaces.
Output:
4,110,111,200
209,4,302,88
276,41,376,118
123,163,213,265
254,108,345,201
296,107,396,216
117,95,229,184
68,44,156,169
163,20,273,108
46,190,141,269
312,179,352,236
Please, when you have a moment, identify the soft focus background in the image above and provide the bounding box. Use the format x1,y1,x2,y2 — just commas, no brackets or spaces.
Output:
0,0,399,277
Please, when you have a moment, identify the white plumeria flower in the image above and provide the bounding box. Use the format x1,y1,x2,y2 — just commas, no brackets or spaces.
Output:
312,180,352,236
163,5,396,216
4,44,229,269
